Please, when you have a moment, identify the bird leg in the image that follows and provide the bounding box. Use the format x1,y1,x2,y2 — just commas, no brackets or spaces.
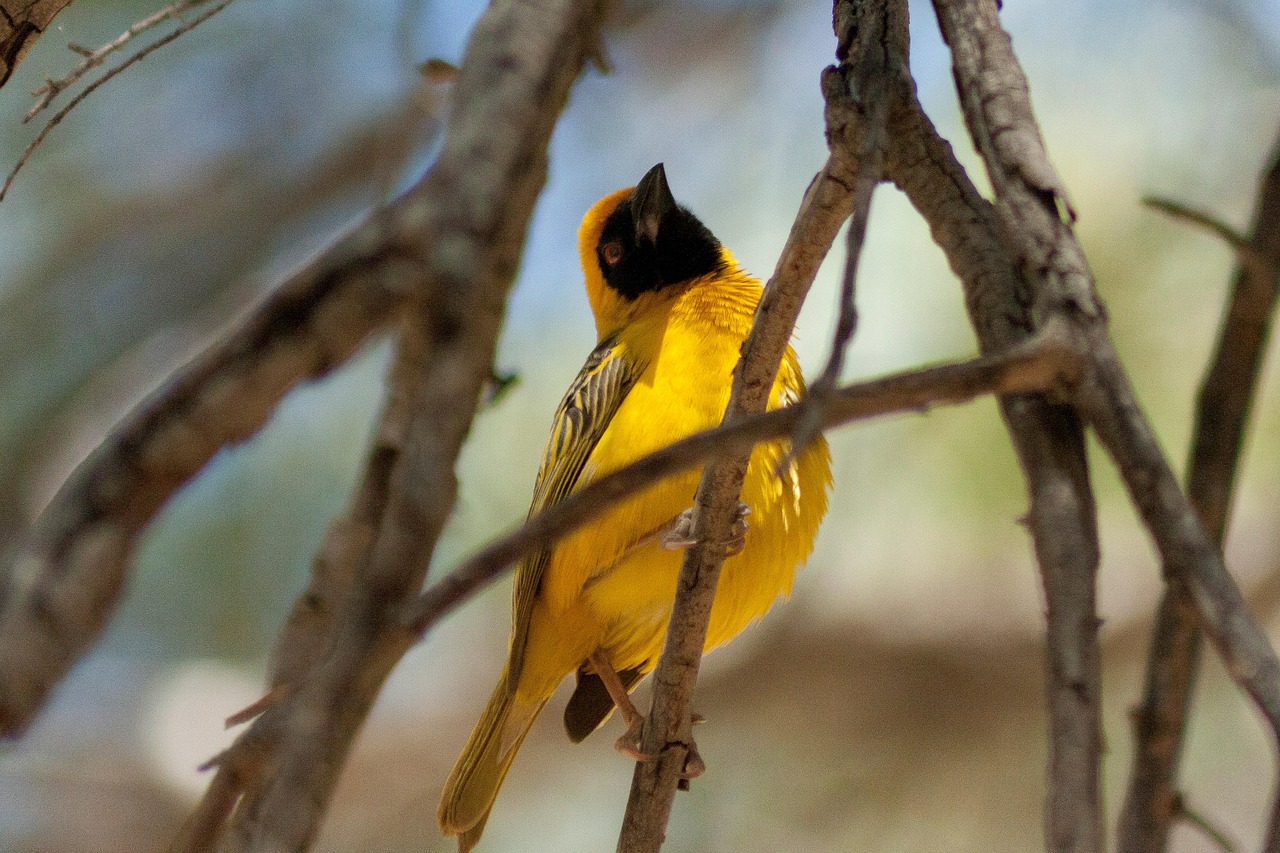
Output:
588,651,707,781
588,651,652,761
659,502,751,556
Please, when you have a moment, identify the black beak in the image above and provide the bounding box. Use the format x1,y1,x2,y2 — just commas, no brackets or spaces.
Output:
631,163,677,246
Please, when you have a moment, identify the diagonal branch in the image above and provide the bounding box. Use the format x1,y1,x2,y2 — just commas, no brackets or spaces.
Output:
25,0,223,122
403,329,1078,644
0,0,238,203
1120,131,1280,852
0,204,418,738
932,3,1280,852
171,2,612,851
615,4,902,850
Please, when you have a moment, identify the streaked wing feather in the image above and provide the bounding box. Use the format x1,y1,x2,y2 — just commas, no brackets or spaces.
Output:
507,335,641,689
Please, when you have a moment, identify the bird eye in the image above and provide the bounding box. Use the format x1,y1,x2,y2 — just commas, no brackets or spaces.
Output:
601,241,624,266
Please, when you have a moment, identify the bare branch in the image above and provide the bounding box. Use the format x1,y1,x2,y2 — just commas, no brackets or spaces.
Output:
25,0,223,121
0,0,77,88
1144,195,1276,286
932,4,1280,852
787,56,891,457
1121,132,1280,852
611,4,907,849
162,2,612,850
0,216,413,737
810,1,1109,849
404,332,1077,641
0,0,237,203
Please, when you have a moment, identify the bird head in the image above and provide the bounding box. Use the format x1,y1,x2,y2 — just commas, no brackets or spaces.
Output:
578,163,726,339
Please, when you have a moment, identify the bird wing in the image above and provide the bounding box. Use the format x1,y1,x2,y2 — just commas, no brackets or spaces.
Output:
507,334,644,689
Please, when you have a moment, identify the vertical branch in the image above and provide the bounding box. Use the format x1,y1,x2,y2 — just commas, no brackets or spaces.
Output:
614,7,902,847
932,1,1280,850
163,1,612,850
1120,133,1280,852
850,0,1106,849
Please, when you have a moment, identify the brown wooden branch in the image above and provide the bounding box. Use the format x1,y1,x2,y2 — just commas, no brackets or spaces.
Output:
0,203,418,737
817,1,1107,849
0,0,237,203
403,332,1077,646
0,0,76,88
24,0,223,122
611,5,901,851
1121,132,1280,852
164,2,612,851
931,4,1280,853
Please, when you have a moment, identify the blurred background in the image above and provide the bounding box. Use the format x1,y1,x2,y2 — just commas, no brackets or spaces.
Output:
0,0,1278,850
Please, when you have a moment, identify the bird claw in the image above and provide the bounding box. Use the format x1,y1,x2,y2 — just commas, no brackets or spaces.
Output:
660,503,751,556
614,716,705,785
614,716,655,762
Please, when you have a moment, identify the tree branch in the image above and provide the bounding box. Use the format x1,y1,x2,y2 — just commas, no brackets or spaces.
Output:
817,1,1108,849
932,4,1280,852
1,0,238,203
165,2,611,851
403,329,1077,642
612,5,905,850
1121,132,1280,852
0,206,415,737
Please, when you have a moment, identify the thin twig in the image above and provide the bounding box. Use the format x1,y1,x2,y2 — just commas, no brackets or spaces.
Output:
786,62,891,460
0,0,236,203
404,333,1076,639
1174,793,1239,853
612,6,907,850
1121,133,1280,852
1144,195,1277,287
25,0,218,122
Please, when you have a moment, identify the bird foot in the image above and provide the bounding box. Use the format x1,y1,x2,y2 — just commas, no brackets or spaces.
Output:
614,717,654,762
615,716,706,789
660,503,750,556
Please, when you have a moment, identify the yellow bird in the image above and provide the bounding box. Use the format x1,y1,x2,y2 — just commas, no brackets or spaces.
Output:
438,164,831,850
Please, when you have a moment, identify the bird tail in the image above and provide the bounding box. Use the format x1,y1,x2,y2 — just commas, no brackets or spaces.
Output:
438,666,546,852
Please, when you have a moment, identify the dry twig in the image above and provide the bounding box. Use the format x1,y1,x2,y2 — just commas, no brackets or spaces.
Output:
0,0,236,203
25,0,221,121
1121,133,1280,852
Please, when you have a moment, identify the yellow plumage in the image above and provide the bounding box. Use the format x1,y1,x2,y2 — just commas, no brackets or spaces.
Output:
439,166,831,850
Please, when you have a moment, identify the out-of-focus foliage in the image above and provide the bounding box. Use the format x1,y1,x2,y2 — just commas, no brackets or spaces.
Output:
0,0,1278,851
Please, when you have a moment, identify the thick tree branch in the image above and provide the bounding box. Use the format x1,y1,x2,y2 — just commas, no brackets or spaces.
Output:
819,1,1106,849
1121,132,1280,852
932,4,1280,852
0,209,415,737
168,2,611,851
